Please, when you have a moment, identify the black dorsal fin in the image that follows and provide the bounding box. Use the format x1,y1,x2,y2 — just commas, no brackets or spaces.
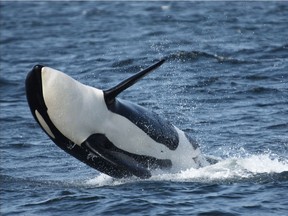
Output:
104,59,165,105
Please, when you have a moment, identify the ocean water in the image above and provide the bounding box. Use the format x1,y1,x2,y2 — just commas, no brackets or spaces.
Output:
1,2,288,216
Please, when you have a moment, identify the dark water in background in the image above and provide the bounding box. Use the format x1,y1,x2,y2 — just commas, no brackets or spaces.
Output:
1,2,288,216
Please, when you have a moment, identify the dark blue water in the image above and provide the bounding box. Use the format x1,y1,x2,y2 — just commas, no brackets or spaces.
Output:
1,2,288,216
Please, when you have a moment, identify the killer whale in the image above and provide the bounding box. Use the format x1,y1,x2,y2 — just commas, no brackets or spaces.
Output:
26,59,213,179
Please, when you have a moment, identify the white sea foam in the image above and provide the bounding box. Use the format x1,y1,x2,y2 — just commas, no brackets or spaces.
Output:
85,153,288,187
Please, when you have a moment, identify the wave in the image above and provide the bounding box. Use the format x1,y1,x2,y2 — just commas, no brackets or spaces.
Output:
267,43,288,56
248,86,280,94
266,123,288,130
244,74,270,81
0,76,18,87
2,154,287,193
166,50,254,64
235,86,281,95
85,153,288,187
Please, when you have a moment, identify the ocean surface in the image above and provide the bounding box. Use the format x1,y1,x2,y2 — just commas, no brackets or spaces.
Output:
1,2,288,216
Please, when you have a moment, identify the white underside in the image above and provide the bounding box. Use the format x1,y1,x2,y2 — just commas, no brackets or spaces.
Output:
41,67,207,171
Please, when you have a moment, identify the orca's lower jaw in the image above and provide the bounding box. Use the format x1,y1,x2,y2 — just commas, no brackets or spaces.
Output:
26,65,58,140
25,65,44,116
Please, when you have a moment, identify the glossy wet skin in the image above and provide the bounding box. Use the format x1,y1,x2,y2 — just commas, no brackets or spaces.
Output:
26,61,209,179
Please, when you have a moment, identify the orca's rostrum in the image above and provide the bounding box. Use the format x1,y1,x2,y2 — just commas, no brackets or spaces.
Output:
26,59,214,179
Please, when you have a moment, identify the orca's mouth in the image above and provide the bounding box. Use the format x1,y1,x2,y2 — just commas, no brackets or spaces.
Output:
26,65,46,117
26,65,58,139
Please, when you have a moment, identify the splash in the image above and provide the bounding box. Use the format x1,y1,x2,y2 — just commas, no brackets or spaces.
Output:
85,153,288,187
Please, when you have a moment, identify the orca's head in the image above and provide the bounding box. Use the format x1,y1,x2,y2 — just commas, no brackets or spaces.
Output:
25,65,106,146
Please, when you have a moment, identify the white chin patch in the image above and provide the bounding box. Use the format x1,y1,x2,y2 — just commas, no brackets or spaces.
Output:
35,110,55,139
40,66,106,145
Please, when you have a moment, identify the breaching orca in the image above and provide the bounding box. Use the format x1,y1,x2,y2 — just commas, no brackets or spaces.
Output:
26,59,214,179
